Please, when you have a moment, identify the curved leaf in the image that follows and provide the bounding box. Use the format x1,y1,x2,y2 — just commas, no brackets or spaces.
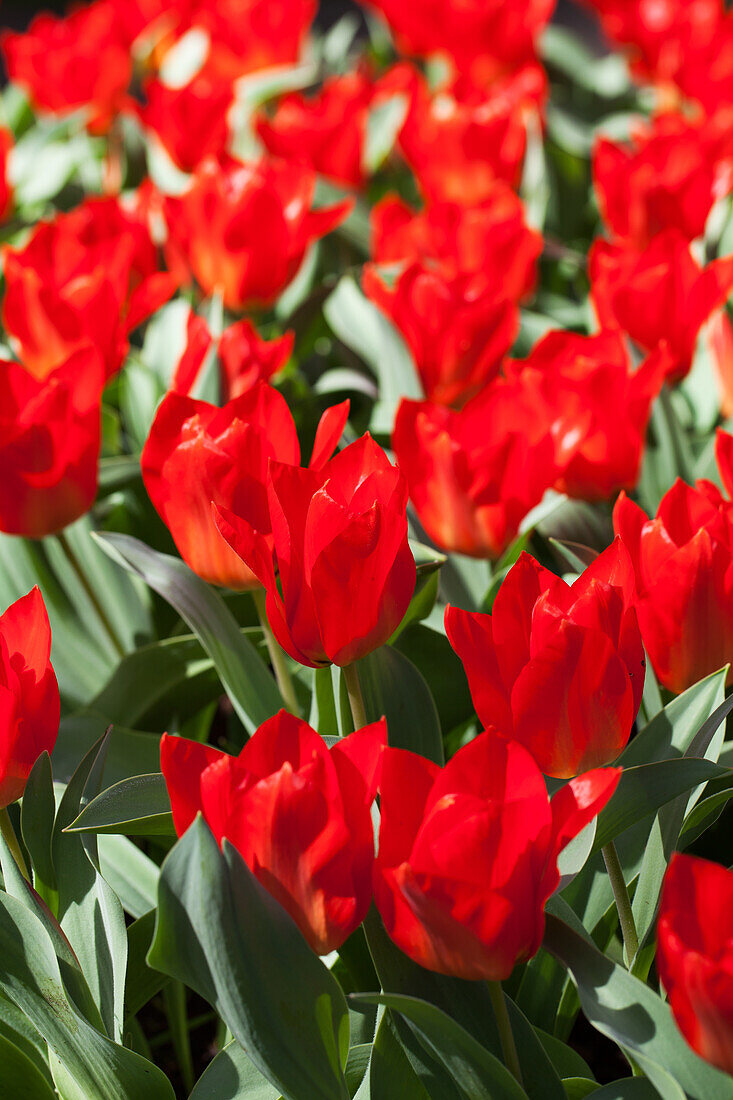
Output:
355,645,444,764
66,774,173,837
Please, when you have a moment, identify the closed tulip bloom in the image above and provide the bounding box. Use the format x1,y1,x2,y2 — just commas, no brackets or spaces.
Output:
0,588,60,809
161,712,386,953
364,262,518,407
392,385,557,559
374,733,620,981
141,383,348,590
0,348,105,539
215,434,416,666
446,540,644,778
170,312,294,400
657,853,733,1077
162,155,352,311
614,436,733,692
504,331,669,501
2,195,175,380
139,74,234,174
589,229,733,384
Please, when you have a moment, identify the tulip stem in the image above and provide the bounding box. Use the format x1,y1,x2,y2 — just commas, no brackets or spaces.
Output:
487,981,523,1087
0,807,30,882
252,589,300,715
56,531,125,660
602,841,639,967
343,662,368,731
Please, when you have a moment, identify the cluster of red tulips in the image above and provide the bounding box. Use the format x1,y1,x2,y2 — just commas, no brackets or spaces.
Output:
1,0,733,1096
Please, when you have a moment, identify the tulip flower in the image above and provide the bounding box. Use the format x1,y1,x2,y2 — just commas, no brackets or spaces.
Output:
392,385,557,559
0,588,60,809
445,541,645,777
374,732,620,980
589,229,733,384
161,711,386,953
139,74,234,174
215,433,416,666
141,383,348,590
370,187,542,301
657,853,733,1077
2,195,175,381
614,436,733,692
364,262,518,407
1,2,132,134
504,331,669,501
163,155,352,311
0,348,105,540
593,113,733,247
0,129,13,223
170,311,294,400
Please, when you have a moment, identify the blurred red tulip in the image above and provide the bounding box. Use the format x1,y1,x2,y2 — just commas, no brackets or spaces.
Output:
0,348,105,539
216,433,415,666
0,129,13,223
141,383,345,589
657,853,733,1077
505,330,669,500
170,311,293,399
139,74,234,174
590,229,733,383
613,434,733,692
364,262,518,407
2,195,174,381
392,385,557,558
374,732,620,980
163,155,352,311
161,712,386,953
446,540,644,778
0,588,60,809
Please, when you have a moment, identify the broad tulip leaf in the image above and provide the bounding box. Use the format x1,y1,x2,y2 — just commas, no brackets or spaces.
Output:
98,834,159,920
0,891,174,1100
361,1012,431,1100
0,1032,58,1100
66,774,174,836
353,994,528,1100
124,910,167,1019
356,645,444,764
147,816,350,1100
21,752,57,890
621,668,728,766
94,532,282,731
544,915,733,1100
591,1083,664,1099
189,1041,281,1099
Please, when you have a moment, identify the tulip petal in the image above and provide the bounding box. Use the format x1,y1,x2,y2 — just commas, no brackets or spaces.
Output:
160,732,225,837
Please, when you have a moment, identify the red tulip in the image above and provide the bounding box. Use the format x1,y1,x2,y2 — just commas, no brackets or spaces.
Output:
613,436,733,692
163,155,352,311
392,385,557,559
0,348,105,539
2,195,175,381
370,187,542,301
161,712,386,953
673,22,733,118
0,129,13,223
215,433,416,666
139,74,234,174
657,853,733,1077
593,113,733,247
374,732,620,980
0,588,60,809
364,262,518,407
504,331,669,501
445,541,644,778
590,229,733,384
171,311,294,400
1,2,132,134
141,383,347,590
256,70,381,190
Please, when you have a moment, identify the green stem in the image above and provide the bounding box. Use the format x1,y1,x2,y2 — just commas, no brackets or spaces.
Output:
56,530,125,659
343,661,368,731
602,841,639,967
163,981,195,1094
0,806,30,881
252,589,300,715
487,981,523,1087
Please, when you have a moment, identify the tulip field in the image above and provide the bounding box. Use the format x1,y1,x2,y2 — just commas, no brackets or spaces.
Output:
3,0,733,1097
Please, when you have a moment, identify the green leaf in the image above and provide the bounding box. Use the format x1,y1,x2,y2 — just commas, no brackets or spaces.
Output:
353,994,527,1100
0,890,174,1100
98,834,159,920
592,758,729,852
355,645,444,764
622,668,729,766
189,1041,281,1099
362,1012,431,1100
66,774,173,836
0,1031,58,1100
589,1082,661,1099
562,1081,599,1100
21,752,57,890
147,816,350,1100
93,532,282,732
363,94,408,173
323,275,422,433
124,910,167,1019
544,915,733,1100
